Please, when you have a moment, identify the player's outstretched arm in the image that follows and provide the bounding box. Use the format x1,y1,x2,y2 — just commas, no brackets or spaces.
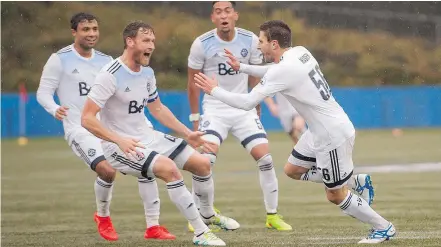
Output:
224,48,271,78
147,98,213,150
36,54,68,120
194,72,265,111
187,67,201,131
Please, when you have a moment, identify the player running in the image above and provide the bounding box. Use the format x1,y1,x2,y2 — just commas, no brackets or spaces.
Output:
194,20,395,244
81,21,239,246
187,1,291,231
264,93,306,144
37,13,175,241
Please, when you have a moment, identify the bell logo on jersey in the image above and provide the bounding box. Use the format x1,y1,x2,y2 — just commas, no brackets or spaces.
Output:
218,63,239,76
79,82,91,96
128,99,148,114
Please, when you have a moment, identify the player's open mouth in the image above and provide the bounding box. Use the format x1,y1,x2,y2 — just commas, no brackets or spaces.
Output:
144,52,151,58
221,22,228,26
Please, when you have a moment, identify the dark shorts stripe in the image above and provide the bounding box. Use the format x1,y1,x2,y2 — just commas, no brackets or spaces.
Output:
72,140,91,165
169,140,188,160
324,170,353,189
291,149,316,163
240,133,267,148
90,155,106,171
141,151,158,178
204,130,223,143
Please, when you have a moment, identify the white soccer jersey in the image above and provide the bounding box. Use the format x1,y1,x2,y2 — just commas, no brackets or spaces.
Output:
212,46,355,151
274,92,298,116
188,28,262,113
88,58,158,145
37,45,113,143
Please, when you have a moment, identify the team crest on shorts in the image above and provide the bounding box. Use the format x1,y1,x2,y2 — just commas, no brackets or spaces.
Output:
241,48,248,57
203,121,210,128
88,149,96,157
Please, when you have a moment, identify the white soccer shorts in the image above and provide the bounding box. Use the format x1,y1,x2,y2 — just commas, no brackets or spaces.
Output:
198,110,268,152
103,130,195,179
70,131,106,171
288,130,355,189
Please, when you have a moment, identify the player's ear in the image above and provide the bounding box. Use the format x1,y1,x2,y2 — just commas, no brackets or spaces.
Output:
71,28,76,38
126,37,134,48
234,11,239,21
211,13,216,24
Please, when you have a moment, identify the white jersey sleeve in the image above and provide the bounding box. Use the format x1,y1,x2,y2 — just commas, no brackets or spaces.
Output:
88,72,117,108
147,75,159,103
188,38,205,70
239,63,272,78
253,65,290,97
249,34,263,65
36,54,62,116
210,63,290,110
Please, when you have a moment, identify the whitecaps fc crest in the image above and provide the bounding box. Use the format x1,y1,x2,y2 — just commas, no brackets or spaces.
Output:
241,48,248,57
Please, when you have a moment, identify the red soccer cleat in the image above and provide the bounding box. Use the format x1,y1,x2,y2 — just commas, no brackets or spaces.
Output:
94,212,118,241
144,225,176,240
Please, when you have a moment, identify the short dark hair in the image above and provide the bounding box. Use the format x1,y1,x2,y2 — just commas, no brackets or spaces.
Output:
259,20,292,48
122,21,155,49
70,12,97,31
212,1,236,8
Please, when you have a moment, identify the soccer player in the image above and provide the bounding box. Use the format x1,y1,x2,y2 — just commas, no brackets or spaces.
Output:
187,1,291,231
81,21,240,246
264,93,306,143
36,13,175,241
194,20,396,244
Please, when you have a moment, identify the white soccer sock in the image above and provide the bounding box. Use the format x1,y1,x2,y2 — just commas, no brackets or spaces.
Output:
192,173,215,218
166,180,209,235
138,177,160,228
94,177,114,217
300,166,322,183
339,191,389,229
257,154,278,214
347,176,357,191
191,153,216,211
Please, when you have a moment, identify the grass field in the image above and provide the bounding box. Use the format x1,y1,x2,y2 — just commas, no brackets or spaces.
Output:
2,129,441,247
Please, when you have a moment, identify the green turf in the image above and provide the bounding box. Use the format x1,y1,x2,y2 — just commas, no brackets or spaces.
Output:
2,129,441,246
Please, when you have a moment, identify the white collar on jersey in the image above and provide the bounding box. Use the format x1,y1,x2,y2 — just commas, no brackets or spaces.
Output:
70,44,96,61
214,27,239,44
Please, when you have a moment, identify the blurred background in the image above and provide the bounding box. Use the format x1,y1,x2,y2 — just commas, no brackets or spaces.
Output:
1,1,441,138
2,2,441,247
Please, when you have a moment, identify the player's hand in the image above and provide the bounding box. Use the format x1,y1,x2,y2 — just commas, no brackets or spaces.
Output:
186,131,216,153
55,106,69,120
194,73,218,95
192,120,200,131
224,49,240,71
116,137,145,159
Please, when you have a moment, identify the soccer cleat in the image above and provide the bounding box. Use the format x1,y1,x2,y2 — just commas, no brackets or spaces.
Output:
358,223,396,244
202,213,240,231
193,230,226,246
265,214,292,231
144,225,176,240
94,212,118,241
354,174,375,205
188,206,222,232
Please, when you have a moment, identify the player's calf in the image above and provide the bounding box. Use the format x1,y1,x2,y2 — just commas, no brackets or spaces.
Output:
325,186,349,205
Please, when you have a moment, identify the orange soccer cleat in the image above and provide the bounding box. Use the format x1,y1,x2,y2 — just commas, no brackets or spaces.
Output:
94,212,118,241
144,225,176,240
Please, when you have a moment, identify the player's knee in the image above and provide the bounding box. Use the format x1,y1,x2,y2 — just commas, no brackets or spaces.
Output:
196,155,212,176
203,152,217,167
283,163,304,180
95,160,116,183
325,187,347,205
153,157,183,183
257,153,273,171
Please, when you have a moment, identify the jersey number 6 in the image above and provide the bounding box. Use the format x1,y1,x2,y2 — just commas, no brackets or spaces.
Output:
308,65,331,101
